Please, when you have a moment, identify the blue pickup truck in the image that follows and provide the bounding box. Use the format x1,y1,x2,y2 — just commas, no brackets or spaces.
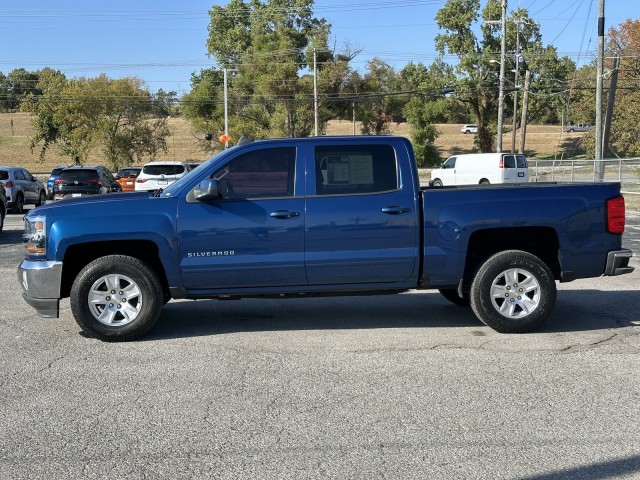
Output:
18,136,633,341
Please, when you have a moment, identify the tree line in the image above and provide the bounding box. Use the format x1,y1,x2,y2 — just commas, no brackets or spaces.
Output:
1,0,638,170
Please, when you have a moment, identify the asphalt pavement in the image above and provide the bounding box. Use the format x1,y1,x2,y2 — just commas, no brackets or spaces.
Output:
1,208,639,480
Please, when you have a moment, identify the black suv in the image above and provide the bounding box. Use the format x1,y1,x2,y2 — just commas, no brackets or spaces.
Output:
52,166,121,201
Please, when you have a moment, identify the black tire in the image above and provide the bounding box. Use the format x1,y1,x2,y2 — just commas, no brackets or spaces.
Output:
0,207,4,234
11,193,24,214
479,179,490,185
431,179,443,187
438,288,470,307
35,190,46,207
70,255,164,341
469,250,556,333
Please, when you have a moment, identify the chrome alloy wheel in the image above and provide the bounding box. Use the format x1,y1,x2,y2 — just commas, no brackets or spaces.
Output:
490,267,540,318
88,273,143,326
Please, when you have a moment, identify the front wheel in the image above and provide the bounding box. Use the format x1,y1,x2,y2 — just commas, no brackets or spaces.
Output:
431,179,443,187
70,255,164,341
469,250,556,333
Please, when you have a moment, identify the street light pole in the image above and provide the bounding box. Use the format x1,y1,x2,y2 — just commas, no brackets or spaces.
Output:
496,0,507,152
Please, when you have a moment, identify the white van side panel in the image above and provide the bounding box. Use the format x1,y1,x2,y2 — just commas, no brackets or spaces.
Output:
430,153,529,186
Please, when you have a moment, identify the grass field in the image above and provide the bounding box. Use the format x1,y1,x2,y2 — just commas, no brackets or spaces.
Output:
0,112,587,174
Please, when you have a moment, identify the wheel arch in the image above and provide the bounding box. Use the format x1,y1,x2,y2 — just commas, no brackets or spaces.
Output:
461,227,560,291
60,240,170,299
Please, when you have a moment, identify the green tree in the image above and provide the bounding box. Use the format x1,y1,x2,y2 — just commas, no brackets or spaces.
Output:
435,0,557,152
205,0,333,139
604,19,640,157
402,60,455,166
1,68,42,112
358,58,407,135
23,74,169,169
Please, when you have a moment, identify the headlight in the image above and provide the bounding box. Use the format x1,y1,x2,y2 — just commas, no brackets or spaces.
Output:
23,215,47,256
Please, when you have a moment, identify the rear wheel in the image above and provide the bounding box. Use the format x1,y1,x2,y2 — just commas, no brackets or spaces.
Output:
431,179,443,187
470,250,556,333
11,193,24,214
70,255,164,341
35,190,46,207
479,179,490,185
0,207,4,233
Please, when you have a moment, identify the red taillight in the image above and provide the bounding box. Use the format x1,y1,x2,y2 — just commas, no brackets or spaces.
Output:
136,178,147,183
5,181,13,188
498,158,504,168
607,196,625,234
54,179,65,185
87,179,101,184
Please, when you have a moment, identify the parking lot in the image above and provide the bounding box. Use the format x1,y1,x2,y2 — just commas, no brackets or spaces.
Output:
1,208,640,479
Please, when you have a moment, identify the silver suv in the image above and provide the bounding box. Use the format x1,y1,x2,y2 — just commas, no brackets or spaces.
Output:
0,166,46,214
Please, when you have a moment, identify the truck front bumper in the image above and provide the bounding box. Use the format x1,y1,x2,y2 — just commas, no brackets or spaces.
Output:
604,249,634,276
17,260,63,318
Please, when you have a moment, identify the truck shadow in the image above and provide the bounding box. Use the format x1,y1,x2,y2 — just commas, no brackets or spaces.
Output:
145,289,640,341
0,230,23,245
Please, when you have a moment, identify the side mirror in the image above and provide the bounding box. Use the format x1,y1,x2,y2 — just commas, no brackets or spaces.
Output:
194,179,220,202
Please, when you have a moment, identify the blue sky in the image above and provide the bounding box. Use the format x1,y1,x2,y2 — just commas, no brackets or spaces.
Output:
0,0,635,96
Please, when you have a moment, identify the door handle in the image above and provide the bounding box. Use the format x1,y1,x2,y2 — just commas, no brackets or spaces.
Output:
269,210,300,219
381,206,412,215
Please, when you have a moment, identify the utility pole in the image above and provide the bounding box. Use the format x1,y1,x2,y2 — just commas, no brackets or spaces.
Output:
496,0,507,152
313,48,319,136
518,70,531,154
594,0,605,178
602,56,620,158
223,68,229,148
510,19,521,153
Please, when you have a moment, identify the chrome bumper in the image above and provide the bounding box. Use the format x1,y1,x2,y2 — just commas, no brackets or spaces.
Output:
604,249,634,276
17,260,63,318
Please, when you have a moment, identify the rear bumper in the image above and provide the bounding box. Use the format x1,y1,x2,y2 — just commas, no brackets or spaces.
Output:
17,260,63,318
604,249,634,276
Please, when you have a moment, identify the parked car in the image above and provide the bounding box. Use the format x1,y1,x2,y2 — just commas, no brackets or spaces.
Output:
52,166,121,201
135,161,188,192
563,123,592,133
46,166,68,200
114,167,142,192
460,124,478,134
430,153,529,186
0,166,46,213
0,184,6,234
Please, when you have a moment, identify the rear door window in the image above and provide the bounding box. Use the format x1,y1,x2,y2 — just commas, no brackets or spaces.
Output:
516,155,528,168
502,155,516,169
314,144,398,196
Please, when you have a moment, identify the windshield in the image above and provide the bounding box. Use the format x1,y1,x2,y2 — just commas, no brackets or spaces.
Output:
160,149,234,197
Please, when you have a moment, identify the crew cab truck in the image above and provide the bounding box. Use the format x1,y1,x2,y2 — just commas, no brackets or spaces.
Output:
18,136,634,341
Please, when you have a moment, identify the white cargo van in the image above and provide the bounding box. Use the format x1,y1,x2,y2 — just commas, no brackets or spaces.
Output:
429,153,529,187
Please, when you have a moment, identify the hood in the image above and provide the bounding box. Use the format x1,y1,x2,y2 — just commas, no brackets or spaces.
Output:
28,191,155,217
